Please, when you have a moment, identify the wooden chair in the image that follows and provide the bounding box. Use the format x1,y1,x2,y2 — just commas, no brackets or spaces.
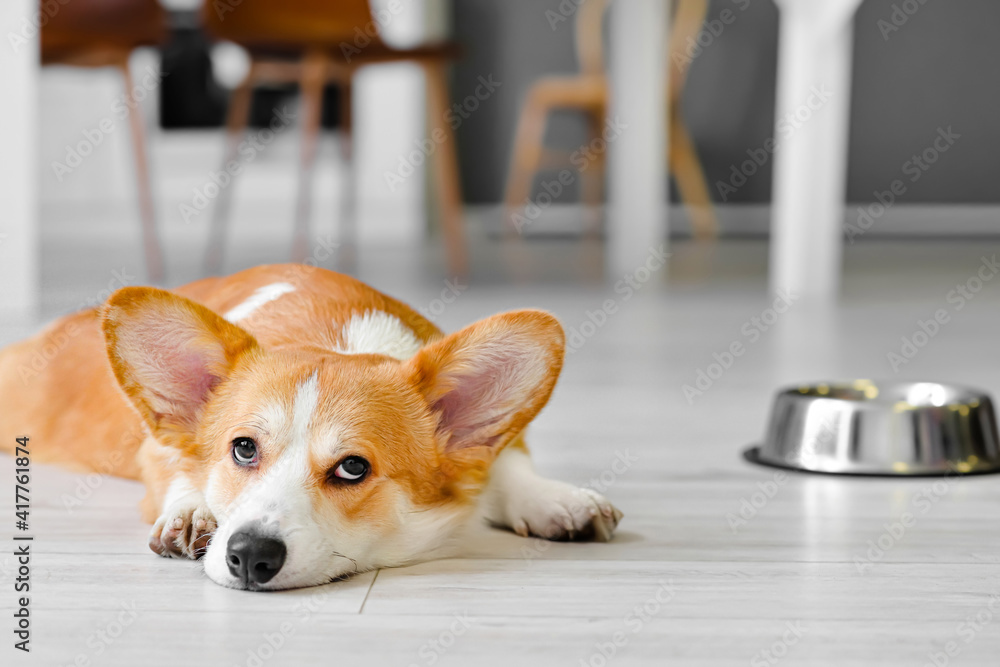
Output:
42,0,168,282
200,0,466,276
504,0,717,240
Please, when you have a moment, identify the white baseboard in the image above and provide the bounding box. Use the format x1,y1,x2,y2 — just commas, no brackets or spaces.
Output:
472,203,1000,239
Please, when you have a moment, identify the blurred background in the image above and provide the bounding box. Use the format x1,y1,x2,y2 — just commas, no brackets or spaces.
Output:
0,0,998,372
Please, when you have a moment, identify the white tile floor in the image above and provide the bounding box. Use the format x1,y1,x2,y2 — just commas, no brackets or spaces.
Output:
4,219,1000,665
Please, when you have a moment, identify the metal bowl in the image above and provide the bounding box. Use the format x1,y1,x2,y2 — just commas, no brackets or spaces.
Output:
744,380,1000,476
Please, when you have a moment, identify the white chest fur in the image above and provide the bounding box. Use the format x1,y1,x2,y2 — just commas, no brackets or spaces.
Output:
334,310,424,361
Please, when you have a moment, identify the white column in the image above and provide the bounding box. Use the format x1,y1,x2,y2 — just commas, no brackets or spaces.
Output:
769,0,863,300
607,0,668,278
0,0,39,316
352,0,429,244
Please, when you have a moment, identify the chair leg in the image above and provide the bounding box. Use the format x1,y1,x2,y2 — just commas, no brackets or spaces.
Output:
669,108,717,239
503,87,551,235
337,79,357,274
668,0,717,240
581,108,607,237
425,62,468,278
290,50,327,263
204,63,255,274
120,57,164,283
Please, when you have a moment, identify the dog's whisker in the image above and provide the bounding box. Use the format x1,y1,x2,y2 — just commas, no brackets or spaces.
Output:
330,550,359,574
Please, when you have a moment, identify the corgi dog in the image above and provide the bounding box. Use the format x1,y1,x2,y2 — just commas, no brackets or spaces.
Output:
0,265,621,590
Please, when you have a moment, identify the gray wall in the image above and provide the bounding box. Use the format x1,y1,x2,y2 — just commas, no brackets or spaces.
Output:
452,0,1000,204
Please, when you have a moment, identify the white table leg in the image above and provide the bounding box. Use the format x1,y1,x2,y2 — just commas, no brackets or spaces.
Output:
607,0,668,279
769,1,862,300
0,0,39,316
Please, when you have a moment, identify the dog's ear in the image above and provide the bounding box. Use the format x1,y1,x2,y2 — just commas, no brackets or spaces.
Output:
102,287,258,446
405,310,564,481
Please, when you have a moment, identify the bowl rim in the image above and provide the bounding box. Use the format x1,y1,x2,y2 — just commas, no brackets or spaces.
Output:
774,380,991,410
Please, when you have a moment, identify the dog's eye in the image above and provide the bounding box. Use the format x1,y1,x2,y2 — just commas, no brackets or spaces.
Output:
331,456,369,483
231,437,259,467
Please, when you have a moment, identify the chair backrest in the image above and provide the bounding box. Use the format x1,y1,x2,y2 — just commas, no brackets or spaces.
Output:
201,0,379,51
575,0,611,76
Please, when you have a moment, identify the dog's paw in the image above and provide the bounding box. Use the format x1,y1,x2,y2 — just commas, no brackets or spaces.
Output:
149,499,216,560
505,481,623,542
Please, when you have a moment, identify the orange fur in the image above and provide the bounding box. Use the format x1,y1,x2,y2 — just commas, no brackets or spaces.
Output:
0,264,559,524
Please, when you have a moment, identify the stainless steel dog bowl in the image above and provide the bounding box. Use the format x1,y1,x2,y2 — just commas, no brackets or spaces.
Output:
745,380,1000,476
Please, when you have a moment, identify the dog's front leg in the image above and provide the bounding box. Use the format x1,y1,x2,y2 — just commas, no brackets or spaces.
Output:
479,437,623,542
137,437,217,559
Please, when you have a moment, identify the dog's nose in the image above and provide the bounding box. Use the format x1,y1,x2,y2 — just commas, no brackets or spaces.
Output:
226,531,287,585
